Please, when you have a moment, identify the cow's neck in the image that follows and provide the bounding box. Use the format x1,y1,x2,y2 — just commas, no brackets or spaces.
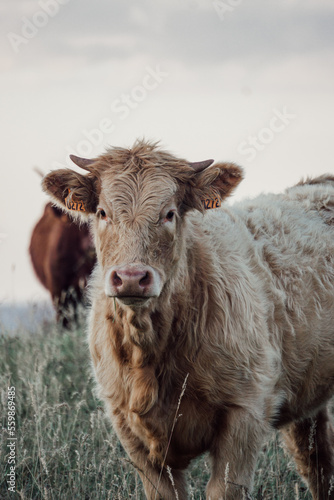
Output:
170,227,217,353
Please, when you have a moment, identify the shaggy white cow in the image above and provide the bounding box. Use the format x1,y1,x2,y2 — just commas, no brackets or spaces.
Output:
43,141,334,499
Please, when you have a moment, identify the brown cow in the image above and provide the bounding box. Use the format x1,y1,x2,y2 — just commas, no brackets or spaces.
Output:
29,203,96,326
42,140,334,499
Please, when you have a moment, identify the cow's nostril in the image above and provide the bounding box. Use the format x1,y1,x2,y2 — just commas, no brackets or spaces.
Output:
112,271,122,287
139,272,151,287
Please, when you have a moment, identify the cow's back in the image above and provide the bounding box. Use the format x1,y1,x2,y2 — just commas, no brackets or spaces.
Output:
230,177,334,271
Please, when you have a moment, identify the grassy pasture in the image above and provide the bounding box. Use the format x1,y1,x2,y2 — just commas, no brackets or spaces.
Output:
0,306,317,499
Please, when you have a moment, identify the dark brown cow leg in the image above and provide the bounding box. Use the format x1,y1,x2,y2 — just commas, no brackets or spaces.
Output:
53,292,71,328
281,407,334,500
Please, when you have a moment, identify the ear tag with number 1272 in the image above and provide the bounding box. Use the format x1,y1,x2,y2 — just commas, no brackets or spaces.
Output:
65,189,86,212
202,197,221,209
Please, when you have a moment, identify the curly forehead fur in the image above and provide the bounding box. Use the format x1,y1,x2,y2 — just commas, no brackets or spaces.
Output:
99,168,178,226
91,140,193,179
88,142,197,226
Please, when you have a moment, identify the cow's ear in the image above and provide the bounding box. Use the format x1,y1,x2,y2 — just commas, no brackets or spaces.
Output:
42,169,99,218
184,162,244,212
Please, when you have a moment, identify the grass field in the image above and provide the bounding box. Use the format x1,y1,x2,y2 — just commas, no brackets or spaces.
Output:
0,305,318,499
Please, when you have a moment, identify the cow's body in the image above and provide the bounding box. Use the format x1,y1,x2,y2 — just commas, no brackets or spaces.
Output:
29,203,96,326
43,141,334,499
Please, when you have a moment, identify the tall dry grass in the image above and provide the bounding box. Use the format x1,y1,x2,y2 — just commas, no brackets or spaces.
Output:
0,305,315,499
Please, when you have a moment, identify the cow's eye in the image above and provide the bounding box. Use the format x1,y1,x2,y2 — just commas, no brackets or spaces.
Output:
166,211,175,221
97,208,107,220
160,208,176,225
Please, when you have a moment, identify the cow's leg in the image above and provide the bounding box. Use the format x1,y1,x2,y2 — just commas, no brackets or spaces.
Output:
54,288,79,328
206,408,269,500
120,449,187,499
51,289,69,328
108,412,188,499
281,407,334,500
136,464,187,500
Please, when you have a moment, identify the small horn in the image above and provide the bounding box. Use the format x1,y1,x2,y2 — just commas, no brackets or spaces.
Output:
70,154,96,171
189,159,214,173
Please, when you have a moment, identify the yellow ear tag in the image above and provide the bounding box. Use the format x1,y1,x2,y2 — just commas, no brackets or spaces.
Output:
202,196,221,210
65,189,86,212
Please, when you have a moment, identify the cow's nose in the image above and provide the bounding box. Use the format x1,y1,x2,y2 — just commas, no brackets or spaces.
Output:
109,266,154,297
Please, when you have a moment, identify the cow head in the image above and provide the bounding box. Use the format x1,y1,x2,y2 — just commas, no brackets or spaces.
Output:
43,140,243,309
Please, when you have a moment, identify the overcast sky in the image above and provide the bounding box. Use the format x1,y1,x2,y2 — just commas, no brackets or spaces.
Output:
1,0,334,304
